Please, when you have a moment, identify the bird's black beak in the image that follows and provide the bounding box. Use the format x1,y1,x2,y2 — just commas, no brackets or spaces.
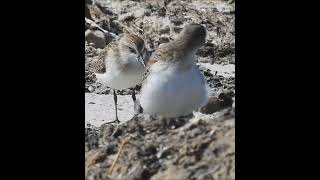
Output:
138,52,146,68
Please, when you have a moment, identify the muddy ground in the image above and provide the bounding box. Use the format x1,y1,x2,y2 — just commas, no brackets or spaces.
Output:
85,0,235,179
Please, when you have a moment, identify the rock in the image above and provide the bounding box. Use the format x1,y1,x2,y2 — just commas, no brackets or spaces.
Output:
199,95,220,112
158,35,170,44
200,91,234,114
159,25,170,34
85,29,106,49
158,7,166,17
169,15,185,25
218,90,234,106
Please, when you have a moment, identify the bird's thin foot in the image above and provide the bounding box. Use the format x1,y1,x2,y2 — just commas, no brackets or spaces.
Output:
104,119,120,125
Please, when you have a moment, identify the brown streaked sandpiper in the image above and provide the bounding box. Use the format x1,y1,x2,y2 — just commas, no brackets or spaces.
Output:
92,33,149,123
140,23,208,118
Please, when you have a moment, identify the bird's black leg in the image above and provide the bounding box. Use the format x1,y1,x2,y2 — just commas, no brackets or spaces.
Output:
113,89,120,123
131,88,136,102
103,90,120,125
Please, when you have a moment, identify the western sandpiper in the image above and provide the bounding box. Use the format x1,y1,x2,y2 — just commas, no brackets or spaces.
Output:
140,23,208,118
92,33,149,123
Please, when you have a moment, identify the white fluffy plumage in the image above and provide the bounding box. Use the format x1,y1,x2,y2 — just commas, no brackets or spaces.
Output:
140,61,208,117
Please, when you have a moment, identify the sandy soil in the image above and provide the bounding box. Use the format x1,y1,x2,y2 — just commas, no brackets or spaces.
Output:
85,93,137,127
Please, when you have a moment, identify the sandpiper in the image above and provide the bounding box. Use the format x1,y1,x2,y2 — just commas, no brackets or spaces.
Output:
140,23,208,118
92,33,149,123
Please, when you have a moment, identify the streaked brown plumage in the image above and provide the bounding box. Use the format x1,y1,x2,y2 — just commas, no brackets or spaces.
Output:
148,23,206,65
92,34,148,74
142,23,206,82
90,33,150,123
140,23,208,117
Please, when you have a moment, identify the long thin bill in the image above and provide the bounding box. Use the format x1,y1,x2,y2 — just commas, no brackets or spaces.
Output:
138,53,146,67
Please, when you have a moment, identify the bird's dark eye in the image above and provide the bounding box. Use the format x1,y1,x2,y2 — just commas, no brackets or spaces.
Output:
129,47,136,54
